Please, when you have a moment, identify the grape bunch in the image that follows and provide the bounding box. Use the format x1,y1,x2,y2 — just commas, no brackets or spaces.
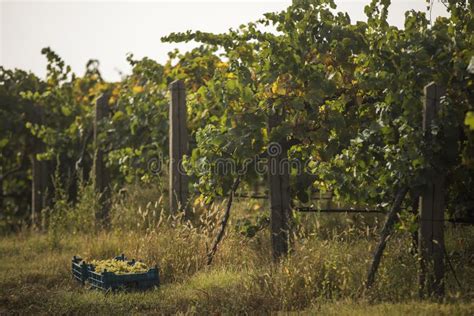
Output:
90,259,148,275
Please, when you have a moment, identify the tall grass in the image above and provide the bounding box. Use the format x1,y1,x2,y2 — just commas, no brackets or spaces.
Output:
1,183,473,314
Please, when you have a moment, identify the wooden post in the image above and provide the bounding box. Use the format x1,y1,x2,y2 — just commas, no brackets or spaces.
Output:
169,80,189,215
418,82,445,298
268,114,291,260
31,151,50,228
94,93,110,226
0,178,3,215
365,188,408,289
30,106,51,229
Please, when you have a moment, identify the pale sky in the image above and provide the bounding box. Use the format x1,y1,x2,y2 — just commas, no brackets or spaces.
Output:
1,0,449,81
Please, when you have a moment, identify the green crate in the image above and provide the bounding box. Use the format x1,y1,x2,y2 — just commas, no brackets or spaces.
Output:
71,254,159,291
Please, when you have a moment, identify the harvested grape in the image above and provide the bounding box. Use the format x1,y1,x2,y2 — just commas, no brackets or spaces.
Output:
90,259,149,274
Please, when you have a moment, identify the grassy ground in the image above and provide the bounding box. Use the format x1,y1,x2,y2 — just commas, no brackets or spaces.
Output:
1,188,473,314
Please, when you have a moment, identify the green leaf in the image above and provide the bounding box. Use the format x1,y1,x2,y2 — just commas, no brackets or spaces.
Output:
465,111,474,131
112,110,125,122
467,57,474,74
0,138,9,149
61,106,72,116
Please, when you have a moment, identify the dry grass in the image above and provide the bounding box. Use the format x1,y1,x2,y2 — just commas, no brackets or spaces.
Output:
0,184,473,314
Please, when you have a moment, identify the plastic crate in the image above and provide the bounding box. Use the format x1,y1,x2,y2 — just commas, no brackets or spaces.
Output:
71,254,159,291
72,256,89,284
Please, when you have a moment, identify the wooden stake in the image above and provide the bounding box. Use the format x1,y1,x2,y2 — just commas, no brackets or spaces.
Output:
365,188,408,289
418,82,445,298
30,105,52,229
169,80,189,216
31,151,50,228
94,93,110,227
268,114,291,260
207,176,241,265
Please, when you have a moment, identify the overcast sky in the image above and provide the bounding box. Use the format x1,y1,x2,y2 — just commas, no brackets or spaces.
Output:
1,0,449,81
